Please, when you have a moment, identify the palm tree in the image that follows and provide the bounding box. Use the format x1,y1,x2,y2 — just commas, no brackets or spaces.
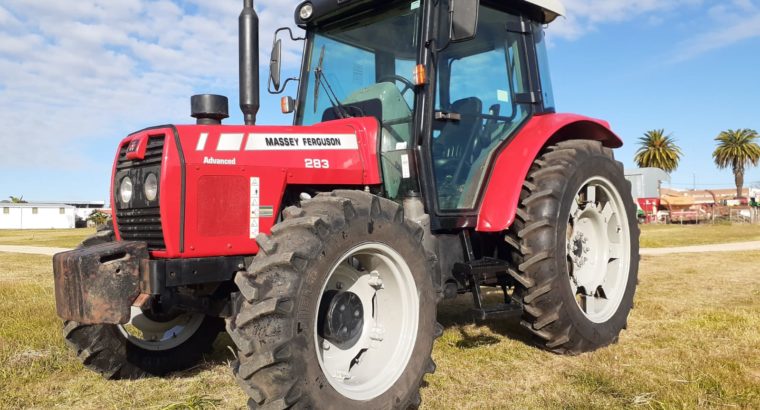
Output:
713,129,760,198
634,129,683,173
8,196,26,203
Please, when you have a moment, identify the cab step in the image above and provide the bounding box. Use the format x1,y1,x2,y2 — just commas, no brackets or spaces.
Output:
471,302,523,321
454,231,525,322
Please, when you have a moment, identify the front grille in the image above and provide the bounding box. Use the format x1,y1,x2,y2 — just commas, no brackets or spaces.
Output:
115,135,166,250
117,137,165,170
116,207,165,249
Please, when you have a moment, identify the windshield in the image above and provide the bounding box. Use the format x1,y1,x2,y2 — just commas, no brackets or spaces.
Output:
296,1,422,126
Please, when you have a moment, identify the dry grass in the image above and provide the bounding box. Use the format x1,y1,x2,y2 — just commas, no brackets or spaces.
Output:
1,248,759,408
3,223,760,250
640,223,760,248
0,228,95,248
0,252,247,410
425,252,760,409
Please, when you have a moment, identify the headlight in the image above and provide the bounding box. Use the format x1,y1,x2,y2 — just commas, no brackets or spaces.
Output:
299,3,313,20
119,177,133,204
144,173,158,201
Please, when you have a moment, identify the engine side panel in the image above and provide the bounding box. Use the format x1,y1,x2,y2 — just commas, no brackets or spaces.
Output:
476,113,623,232
179,118,380,258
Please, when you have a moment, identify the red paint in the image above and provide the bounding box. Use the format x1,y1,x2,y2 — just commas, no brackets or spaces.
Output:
476,113,623,232
125,135,147,160
112,118,381,259
637,198,660,212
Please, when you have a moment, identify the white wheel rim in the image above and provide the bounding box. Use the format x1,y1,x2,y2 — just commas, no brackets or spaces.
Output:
566,177,631,323
314,243,419,401
117,307,205,351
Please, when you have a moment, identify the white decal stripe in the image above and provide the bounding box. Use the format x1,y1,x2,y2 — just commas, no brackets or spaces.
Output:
217,133,245,151
250,177,260,239
196,133,208,151
244,133,359,151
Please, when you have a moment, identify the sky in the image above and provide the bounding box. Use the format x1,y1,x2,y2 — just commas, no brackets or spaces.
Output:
0,0,759,204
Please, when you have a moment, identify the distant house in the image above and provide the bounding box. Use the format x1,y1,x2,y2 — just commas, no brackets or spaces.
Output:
34,200,107,223
0,203,77,229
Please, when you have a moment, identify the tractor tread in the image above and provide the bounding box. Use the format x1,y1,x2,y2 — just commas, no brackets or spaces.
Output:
533,304,562,330
522,189,559,207
518,251,551,274
235,298,293,328
522,280,552,304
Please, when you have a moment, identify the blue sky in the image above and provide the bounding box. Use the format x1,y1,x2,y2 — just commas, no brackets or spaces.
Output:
0,0,759,204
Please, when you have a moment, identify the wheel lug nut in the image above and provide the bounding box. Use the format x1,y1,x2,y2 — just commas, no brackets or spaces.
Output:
354,310,361,318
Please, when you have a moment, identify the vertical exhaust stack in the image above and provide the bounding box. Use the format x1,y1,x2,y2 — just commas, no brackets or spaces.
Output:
239,0,259,125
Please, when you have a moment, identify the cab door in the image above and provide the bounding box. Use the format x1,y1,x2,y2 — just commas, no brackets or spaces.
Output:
430,4,538,215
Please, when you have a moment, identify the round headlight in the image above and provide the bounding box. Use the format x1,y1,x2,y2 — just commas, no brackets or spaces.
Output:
299,3,313,20
119,177,134,204
144,173,158,202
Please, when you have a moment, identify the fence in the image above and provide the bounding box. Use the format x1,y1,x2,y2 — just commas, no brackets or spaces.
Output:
652,206,760,225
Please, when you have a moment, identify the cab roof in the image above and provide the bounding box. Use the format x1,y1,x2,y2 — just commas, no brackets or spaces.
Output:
523,0,565,23
295,0,567,28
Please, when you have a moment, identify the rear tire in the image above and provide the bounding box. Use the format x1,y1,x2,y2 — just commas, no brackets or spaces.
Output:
63,229,224,379
228,191,440,409
508,140,639,354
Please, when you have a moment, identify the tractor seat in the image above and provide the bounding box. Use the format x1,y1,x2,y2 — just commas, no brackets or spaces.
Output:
433,97,483,172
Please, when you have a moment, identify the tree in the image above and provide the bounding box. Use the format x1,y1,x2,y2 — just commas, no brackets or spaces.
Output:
713,129,760,198
633,129,683,173
8,196,27,203
87,210,110,227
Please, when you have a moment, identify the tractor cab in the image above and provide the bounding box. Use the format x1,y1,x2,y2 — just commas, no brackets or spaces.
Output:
272,0,563,219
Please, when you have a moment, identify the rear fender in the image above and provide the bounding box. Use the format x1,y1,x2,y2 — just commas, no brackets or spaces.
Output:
476,113,623,232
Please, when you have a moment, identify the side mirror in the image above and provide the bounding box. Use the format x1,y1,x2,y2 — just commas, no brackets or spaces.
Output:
269,39,282,92
268,27,305,95
450,0,479,42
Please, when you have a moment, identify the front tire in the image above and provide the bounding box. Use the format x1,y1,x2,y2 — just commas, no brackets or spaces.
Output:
508,140,639,354
63,229,224,379
228,191,440,409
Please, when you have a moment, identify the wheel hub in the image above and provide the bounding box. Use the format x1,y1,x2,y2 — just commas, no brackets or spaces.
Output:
319,290,364,346
566,179,631,323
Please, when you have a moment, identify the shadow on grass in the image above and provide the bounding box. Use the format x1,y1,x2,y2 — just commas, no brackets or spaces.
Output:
171,332,237,378
175,291,536,378
436,292,535,349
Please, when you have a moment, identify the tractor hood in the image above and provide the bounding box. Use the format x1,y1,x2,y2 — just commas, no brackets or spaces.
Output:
110,117,382,259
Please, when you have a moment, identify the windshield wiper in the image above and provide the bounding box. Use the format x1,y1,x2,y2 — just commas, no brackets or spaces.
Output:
313,45,351,119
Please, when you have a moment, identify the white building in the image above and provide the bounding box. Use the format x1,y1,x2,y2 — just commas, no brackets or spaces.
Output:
625,168,671,201
0,203,77,229
35,200,107,222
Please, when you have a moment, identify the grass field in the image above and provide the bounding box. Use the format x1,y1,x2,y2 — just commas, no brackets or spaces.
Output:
0,228,95,248
1,244,759,408
640,223,760,248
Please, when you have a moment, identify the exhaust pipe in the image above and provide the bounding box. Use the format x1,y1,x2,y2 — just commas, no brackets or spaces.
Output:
239,0,259,125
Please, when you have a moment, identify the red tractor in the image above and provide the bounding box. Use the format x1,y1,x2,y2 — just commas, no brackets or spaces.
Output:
53,0,639,408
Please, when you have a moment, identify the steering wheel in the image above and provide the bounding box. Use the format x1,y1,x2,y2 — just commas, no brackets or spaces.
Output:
378,75,415,99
